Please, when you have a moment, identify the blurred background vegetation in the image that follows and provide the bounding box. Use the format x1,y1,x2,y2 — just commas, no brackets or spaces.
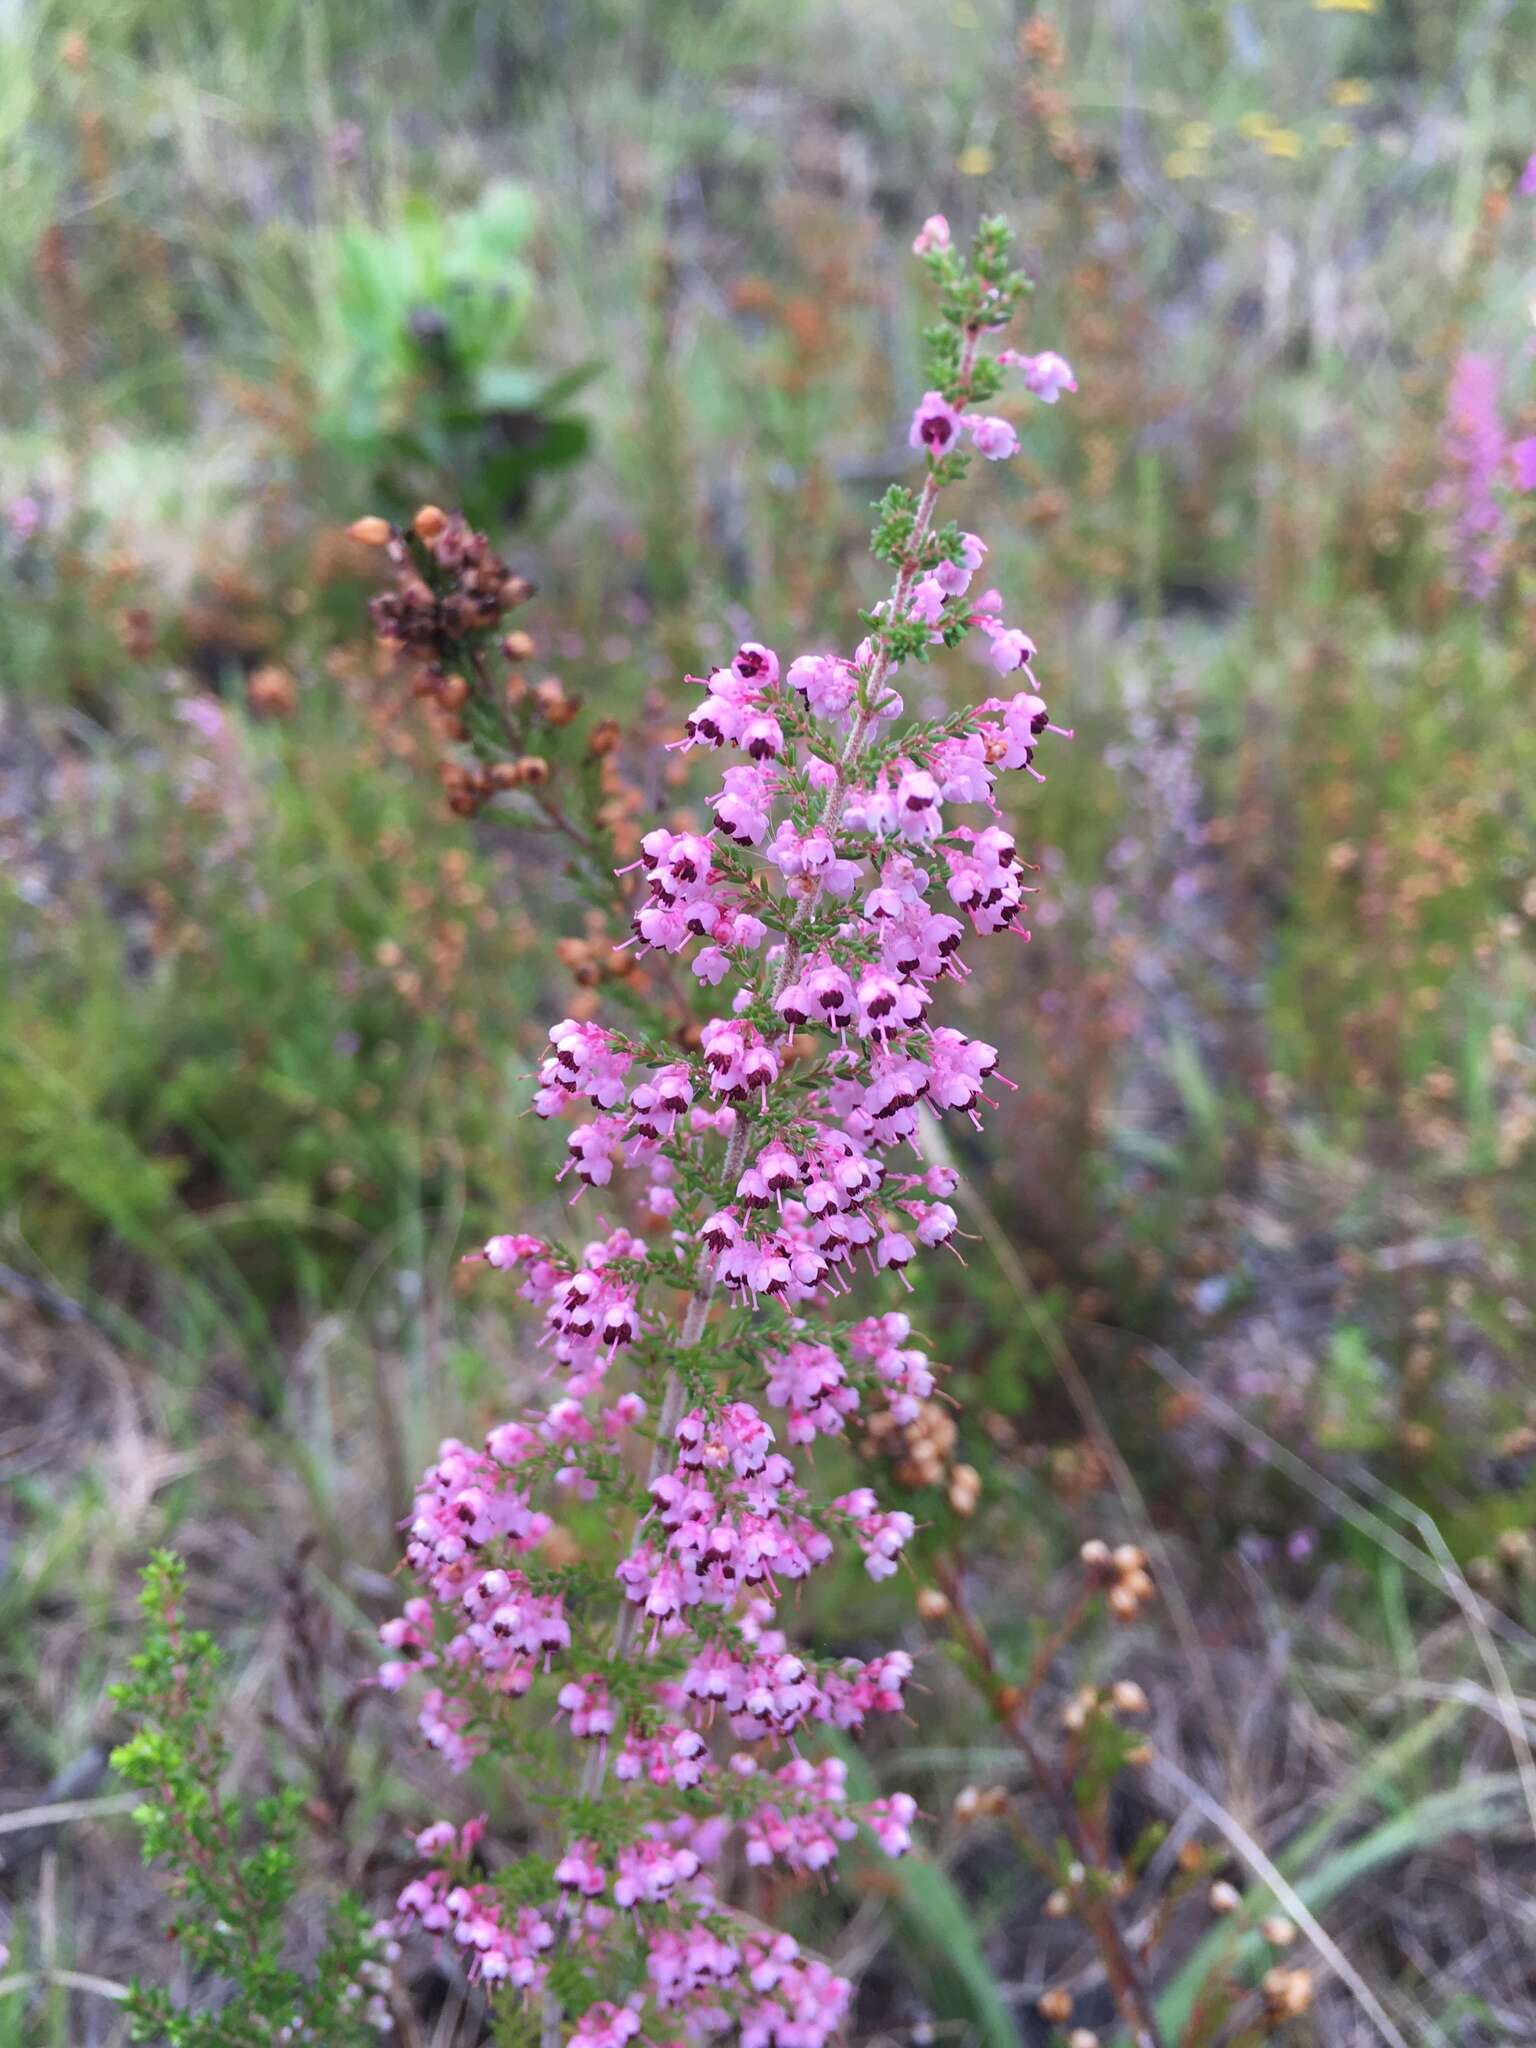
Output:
2,0,1535,2041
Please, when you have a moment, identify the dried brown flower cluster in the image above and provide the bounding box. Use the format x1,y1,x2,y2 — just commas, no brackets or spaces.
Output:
354,505,553,819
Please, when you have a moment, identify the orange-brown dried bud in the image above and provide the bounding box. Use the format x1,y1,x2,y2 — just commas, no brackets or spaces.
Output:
500,574,535,608
490,762,525,791
534,677,578,726
1261,1968,1312,2018
439,673,470,711
412,504,449,541
915,1586,950,1622
1037,1989,1073,2024
503,629,536,662
348,516,393,547
588,718,622,759
516,755,550,786
246,663,297,718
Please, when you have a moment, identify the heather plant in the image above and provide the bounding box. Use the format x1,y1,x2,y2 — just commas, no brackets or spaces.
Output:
109,1553,391,2046
370,215,1150,2046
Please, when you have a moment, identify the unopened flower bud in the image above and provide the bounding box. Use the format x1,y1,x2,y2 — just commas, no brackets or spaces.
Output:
1043,1888,1071,1919
412,504,448,541
1208,1881,1242,1914
348,516,393,547
517,755,551,787
1079,1538,1112,1572
503,630,536,662
1261,1916,1297,1948
916,1587,950,1621
1037,1989,1072,2024
1111,1680,1147,1714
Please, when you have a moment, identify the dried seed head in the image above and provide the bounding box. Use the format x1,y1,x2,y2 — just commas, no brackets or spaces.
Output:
534,676,578,726
1261,1967,1313,2017
1107,1583,1140,1621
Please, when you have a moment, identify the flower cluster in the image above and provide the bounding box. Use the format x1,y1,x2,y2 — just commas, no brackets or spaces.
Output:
379,216,1075,2048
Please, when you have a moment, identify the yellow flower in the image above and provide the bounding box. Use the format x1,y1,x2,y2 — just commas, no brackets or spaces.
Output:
1180,121,1214,150
1238,111,1273,140
1263,128,1303,159
1329,78,1372,106
1321,121,1354,149
1164,150,1202,181
956,144,993,177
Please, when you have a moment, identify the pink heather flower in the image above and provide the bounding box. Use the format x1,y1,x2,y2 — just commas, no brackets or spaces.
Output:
1437,353,1508,600
908,389,962,456
964,414,1019,461
911,213,950,255
1000,348,1078,402
379,211,1082,2048
1511,436,1536,491
934,531,986,595
868,1791,919,1857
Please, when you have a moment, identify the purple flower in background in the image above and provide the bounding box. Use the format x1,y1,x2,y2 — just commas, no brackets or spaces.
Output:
1511,435,1536,492
6,496,41,541
1519,152,1536,197
1437,353,1507,600
1286,1526,1317,1565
